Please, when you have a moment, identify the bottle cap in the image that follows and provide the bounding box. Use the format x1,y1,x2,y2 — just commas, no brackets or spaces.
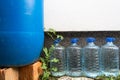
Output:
106,37,115,42
71,38,79,43
54,38,61,44
87,37,95,43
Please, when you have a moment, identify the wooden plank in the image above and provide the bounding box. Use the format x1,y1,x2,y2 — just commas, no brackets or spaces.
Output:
0,69,5,80
19,61,43,80
0,68,19,80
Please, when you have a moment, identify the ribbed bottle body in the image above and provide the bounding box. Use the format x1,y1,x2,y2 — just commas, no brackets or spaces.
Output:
66,44,82,77
83,45,100,78
50,44,66,77
101,42,119,76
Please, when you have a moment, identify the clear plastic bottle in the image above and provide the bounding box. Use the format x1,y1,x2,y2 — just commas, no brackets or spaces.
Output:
101,37,119,76
83,37,100,78
50,39,66,77
66,38,82,77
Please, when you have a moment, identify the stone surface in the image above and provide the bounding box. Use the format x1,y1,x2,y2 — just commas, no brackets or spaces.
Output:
58,76,94,80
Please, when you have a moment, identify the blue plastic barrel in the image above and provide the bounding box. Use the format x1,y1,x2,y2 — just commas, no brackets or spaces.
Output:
0,0,44,67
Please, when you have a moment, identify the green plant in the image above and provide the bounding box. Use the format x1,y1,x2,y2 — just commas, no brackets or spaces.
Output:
95,74,120,80
39,28,64,80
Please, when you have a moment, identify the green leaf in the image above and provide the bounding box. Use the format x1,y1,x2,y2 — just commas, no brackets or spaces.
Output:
57,35,64,40
49,45,55,54
51,67,58,72
51,45,55,49
51,58,59,63
48,28,56,35
42,71,50,80
47,32,55,40
43,47,49,57
40,57,45,63
41,63,47,70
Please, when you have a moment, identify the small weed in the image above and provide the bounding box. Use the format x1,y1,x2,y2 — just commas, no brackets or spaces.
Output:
39,28,63,80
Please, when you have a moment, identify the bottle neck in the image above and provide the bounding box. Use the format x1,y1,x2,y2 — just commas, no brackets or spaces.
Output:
71,43,77,46
106,42,114,45
88,42,95,46
54,43,59,46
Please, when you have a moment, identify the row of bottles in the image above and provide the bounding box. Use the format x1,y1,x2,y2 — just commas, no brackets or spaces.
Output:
50,37,119,78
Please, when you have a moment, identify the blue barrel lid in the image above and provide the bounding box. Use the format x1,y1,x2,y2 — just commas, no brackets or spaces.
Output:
71,38,79,43
106,37,115,42
86,37,96,43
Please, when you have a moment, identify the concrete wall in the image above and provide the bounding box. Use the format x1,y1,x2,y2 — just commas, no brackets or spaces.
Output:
44,0,120,31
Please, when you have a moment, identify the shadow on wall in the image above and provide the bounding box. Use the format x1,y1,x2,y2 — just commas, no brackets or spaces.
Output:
41,31,120,67
44,31,120,47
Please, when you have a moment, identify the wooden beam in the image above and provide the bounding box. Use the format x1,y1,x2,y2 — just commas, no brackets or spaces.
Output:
0,68,19,80
19,61,43,80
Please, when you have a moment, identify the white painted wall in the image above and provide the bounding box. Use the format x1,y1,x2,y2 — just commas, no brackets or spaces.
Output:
44,0,120,31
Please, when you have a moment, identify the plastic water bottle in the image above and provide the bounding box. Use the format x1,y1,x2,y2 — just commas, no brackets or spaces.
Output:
66,38,82,77
83,37,100,78
50,39,66,77
101,37,119,76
